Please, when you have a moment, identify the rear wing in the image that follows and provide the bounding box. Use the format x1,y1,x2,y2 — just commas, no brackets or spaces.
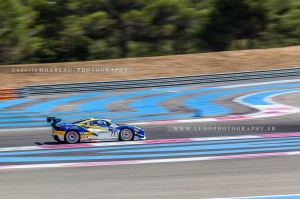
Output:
47,117,61,128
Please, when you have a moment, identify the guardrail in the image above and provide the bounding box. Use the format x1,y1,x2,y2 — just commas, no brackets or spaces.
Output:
18,67,300,97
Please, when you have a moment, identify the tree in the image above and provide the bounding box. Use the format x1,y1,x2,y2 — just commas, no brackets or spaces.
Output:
21,0,70,62
0,0,34,63
198,0,267,51
1,0,300,64
280,0,300,44
138,0,199,54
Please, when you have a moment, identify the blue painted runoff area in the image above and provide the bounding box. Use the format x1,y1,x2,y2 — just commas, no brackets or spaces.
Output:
24,92,104,112
1,136,299,156
1,143,300,162
240,88,300,105
128,87,220,115
0,135,300,162
76,87,181,112
183,83,300,116
0,113,195,128
0,99,31,109
1,81,300,128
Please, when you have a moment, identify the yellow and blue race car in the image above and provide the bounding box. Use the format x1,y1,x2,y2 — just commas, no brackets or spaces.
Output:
47,117,146,144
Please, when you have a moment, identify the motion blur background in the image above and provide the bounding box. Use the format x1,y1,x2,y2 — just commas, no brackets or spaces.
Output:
1,0,300,64
1,1,300,199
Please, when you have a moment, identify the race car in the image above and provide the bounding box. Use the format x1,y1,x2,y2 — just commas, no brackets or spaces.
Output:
47,117,146,144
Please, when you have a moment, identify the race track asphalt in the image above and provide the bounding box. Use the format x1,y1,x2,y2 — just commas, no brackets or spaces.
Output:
1,83,300,199
1,155,300,199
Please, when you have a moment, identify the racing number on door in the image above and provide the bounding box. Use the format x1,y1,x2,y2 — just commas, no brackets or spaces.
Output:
109,129,118,137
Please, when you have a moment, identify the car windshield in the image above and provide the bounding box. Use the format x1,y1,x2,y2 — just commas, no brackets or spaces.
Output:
110,120,122,126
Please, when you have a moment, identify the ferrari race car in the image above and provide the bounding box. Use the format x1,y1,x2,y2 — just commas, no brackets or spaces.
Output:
47,117,146,144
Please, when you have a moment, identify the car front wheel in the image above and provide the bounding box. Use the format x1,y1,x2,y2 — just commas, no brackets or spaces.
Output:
119,129,134,141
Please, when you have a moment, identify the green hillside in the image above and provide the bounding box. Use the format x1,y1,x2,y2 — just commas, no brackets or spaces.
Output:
1,0,300,64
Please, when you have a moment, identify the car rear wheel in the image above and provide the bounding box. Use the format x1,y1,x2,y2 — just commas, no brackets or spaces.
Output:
119,129,134,141
65,130,80,144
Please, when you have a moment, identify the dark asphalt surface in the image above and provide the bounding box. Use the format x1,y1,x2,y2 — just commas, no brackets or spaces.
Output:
1,156,300,199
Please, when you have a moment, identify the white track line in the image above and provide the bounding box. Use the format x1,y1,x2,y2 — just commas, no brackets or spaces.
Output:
212,193,300,199
1,150,300,170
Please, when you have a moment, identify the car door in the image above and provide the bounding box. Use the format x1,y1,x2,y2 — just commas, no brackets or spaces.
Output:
92,120,118,140
83,120,107,139
104,120,119,139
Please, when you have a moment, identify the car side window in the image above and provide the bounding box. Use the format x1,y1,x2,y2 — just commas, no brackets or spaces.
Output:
86,120,99,126
89,120,98,126
105,121,112,127
98,120,108,127
81,122,88,126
